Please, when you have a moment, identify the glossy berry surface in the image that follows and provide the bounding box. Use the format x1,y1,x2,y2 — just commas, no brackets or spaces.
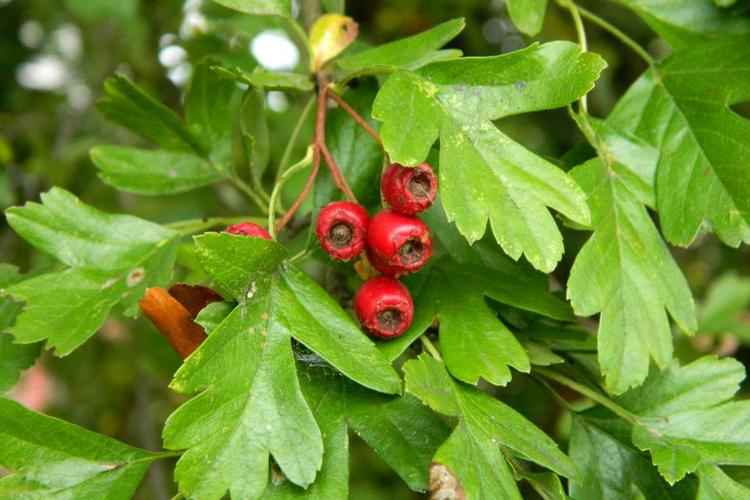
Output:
225,222,271,240
354,276,414,338
367,210,432,276
382,162,437,215
316,201,370,261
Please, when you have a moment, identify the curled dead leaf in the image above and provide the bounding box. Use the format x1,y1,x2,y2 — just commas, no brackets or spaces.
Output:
139,284,222,359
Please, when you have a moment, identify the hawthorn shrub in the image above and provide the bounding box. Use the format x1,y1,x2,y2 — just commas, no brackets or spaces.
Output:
2,0,750,499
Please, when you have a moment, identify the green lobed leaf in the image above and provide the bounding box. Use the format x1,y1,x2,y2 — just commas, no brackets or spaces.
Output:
213,65,314,92
0,397,162,498
336,18,465,78
697,465,750,500
506,0,548,36
6,188,178,273
95,62,238,196
404,355,577,486
616,356,750,483
185,59,236,166
267,366,450,496
275,264,402,395
165,246,403,499
567,157,696,394
347,392,450,491
698,272,750,340
192,233,401,395
0,334,39,393
3,188,179,355
165,302,323,500
615,356,744,417
97,74,200,152
569,417,680,499
380,254,572,386
372,42,605,272
193,232,287,301
90,145,221,195
0,265,40,393
612,0,750,48
211,0,291,16
585,115,658,208
433,421,521,499
517,470,566,500
240,87,271,184
602,37,750,247
633,402,750,484
4,270,126,356
264,367,350,499
194,301,234,334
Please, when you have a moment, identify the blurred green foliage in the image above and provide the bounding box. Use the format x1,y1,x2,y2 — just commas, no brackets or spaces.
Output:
2,0,749,498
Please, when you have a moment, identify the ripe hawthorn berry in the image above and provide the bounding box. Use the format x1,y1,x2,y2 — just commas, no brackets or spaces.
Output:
225,222,271,240
316,201,370,261
354,276,414,338
367,210,432,276
382,162,437,215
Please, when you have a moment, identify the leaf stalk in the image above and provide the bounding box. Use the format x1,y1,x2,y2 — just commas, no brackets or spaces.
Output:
534,366,639,425
269,145,315,239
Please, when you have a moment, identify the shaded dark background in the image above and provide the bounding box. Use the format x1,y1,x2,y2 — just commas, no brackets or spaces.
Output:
1,1,749,498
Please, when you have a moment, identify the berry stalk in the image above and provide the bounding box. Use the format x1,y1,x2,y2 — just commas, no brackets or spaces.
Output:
275,74,358,234
325,89,383,146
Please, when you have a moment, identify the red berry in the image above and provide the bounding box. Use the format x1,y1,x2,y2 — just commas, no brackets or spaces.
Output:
367,210,432,276
354,276,414,339
225,222,271,240
316,201,370,261
382,162,437,215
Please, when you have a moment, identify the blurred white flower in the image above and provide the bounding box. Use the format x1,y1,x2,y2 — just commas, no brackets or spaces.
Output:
251,30,299,72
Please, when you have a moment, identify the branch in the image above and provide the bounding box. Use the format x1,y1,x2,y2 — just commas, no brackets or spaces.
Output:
326,90,383,146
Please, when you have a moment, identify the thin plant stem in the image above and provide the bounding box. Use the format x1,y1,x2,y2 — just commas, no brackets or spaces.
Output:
288,248,312,263
275,83,328,233
534,367,639,425
268,146,314,239
300,0,321,30
225,175,269,214
319,140,357,202
316,75,357,202
325,90,383,146
274,94,317,210
530,374,579,414
560,0,589,113
166,216,266,235
286,18,312,70
273,75,358,233
576,5,654,65
420,336,443,362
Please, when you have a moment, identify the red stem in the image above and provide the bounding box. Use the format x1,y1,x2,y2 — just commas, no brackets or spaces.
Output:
326,90,383,146
319,141,356,202
276,147,320,232
275,76,360,233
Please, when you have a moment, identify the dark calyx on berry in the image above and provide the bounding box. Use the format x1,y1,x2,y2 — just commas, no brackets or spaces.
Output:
398,238,426,266
225,222,272,240
376,307,403,332
382,162,437,215
328,222,354,248
316,201,370,261
366,210,432,276
354,276,414,339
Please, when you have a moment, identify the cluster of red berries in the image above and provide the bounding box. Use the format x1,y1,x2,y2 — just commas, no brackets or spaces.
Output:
316,162,437,340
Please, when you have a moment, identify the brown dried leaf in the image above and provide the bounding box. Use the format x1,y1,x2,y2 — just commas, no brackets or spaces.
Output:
139,285,222,359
